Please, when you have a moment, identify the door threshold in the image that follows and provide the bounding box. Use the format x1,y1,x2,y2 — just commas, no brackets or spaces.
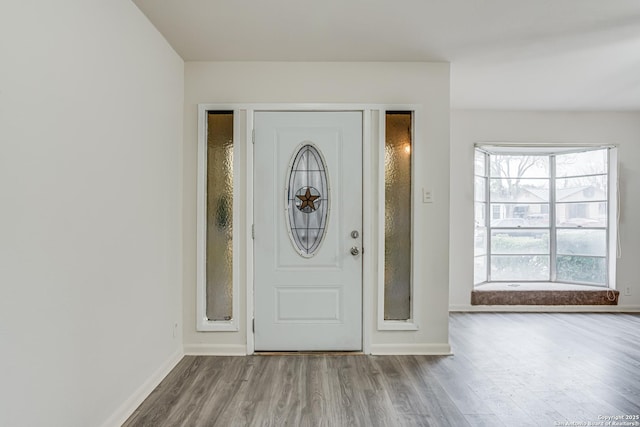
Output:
255,351,364,356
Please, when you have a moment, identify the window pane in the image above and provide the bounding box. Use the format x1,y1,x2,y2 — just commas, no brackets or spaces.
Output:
475,227,487,256
491,230,549,254
384,112,411,320
557,229,606,256
206,112,234,321
474,256,487,285
490,178,549,202
478,148,611,287
490,204,549,227
490,155,549,178
524,210,550,227
474,202,486,226
556,202,607,227
556,175,607,202
556,149,607,177
492,204,501,220
474,150,486,176
491,255,550,281
474,177,486,202
556,256,606,285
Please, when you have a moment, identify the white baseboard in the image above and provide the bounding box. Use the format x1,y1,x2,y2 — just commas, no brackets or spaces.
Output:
100,348,184,427
184,343,247,356
449,304,640,312
370,343,452,355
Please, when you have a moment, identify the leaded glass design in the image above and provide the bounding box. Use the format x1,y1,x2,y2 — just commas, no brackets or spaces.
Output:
286,143,329,257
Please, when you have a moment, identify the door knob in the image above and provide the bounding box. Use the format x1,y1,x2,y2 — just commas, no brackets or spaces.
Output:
350,246,360,256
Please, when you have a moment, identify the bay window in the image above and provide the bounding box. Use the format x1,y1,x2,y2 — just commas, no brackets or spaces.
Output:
474,145,617,287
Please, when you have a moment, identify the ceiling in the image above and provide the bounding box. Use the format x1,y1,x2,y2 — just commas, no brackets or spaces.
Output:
132,0,640,110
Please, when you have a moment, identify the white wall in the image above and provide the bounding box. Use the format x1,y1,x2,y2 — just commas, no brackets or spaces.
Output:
184,62,451,353
0,1,184,426
450,110,640,310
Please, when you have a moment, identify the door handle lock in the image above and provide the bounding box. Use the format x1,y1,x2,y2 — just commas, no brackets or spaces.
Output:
350,246,360,256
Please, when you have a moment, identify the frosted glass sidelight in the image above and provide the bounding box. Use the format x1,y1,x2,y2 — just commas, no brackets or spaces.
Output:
206,112,233,321
384,112,412,320
286,144,330,257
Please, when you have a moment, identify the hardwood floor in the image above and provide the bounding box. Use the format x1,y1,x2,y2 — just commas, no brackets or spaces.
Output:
123,313,640,426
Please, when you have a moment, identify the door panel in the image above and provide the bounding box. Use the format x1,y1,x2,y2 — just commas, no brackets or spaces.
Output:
254,111,362,351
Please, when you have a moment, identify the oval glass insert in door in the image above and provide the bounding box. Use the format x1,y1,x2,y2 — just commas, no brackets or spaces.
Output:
286,143,330,257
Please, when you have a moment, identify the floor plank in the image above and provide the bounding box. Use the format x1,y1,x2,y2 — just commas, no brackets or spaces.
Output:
123,313,640,426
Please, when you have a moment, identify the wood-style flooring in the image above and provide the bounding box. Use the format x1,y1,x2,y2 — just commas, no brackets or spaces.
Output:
123,313,640,426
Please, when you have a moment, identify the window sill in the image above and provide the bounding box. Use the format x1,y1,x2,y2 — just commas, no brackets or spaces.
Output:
472,282,619,305
377,320,419,331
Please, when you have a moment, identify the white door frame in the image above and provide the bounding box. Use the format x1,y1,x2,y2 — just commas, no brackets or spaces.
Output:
197,103,421,355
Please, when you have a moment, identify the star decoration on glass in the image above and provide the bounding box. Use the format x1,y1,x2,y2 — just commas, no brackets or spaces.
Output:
296,187,320,212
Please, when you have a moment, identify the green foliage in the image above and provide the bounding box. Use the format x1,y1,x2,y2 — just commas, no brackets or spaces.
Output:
490,234,606,284
557,230,605,256
491,233,549,254
557,256,606,284
491,255,549,280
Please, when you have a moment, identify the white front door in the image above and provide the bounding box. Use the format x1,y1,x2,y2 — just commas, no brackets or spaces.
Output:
253,111,363,351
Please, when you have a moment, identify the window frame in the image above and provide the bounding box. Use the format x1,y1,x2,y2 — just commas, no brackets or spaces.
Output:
474,144,618,288
196,108,241,332
377,108,420,331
